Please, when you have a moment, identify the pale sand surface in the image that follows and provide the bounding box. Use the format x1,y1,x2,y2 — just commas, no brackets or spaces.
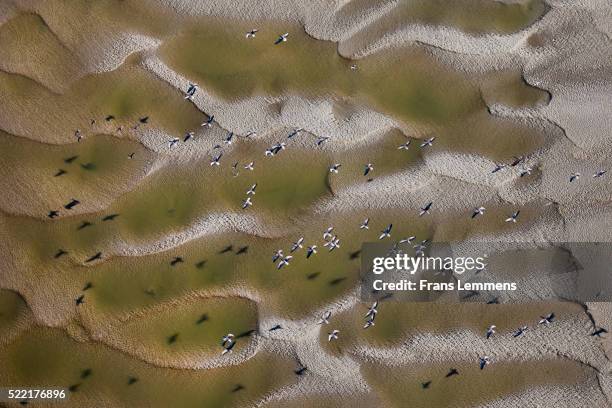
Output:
0,0,611,407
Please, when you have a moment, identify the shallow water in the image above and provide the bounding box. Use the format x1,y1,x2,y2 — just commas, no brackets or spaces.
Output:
362,358,588,407
0,327,295,407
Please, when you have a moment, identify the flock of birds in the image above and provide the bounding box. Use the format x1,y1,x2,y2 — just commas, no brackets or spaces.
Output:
28,25,610,402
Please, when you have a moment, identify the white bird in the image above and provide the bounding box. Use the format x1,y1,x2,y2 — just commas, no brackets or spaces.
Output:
492,163,506,173
222,333,235,347
360,218,369,230
277,255,293,270
242,197,253,209
512,326,528,337
246,183,257,195
419,202,433,217
266,142,286,156
201,115,214,127
364,163,373,176
365,301,378,318
183,131,194,142
168,138,180,148
420,137,435,148
291,237,304,252
363,318,375,329
569,173,580,182
306,245,317,258
329,163,341,173
245,131,257,138
245,29,258,38
328,329,340,341
519,166,533,177
316,136,329,146
185,82,198,99
539,313,555,325
318,311,331,325
287,128,303,139
272,250,284,263
210,153,223,166
486,325,496,339
472,207,485,219
244,161,255,171
274,32,289,44
505,211,520,223
398,236,416,244
593,170,607,178
379,224,392,239
323,227,334,241
398,140,411,150
479,356,490,370
324,237,340,251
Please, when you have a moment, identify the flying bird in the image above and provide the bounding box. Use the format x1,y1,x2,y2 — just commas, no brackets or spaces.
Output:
168,138,180,148
365,301,378,319
379,224,392,239
419,202,433,216
505,211,520,223
274,32,289,44
242,197,253,209
323,227,334,241
593,170,607,178
324,237,340,251
329,163,341,173
398,140,411,150
291,237,304,252
244,161,254,171
246,183,257,195
318,311,331,325
245,29,258,38
513,326,528,338
316,136,329,146
492,163,506,173
360,218,369,229
328,329,340,341
272,249,284,263
420,137,435,148
479,356,490,370
287,128,303,139
277,255,293,270
539,313,555,324
306,245,317,258
472,207,485,219
201,115,214,127
184,82,198,100
75,294,85,305
210,153,223,166
519,167,533,177
183,132,194,142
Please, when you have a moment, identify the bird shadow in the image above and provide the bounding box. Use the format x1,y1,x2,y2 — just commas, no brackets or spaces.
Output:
328,277,347,286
